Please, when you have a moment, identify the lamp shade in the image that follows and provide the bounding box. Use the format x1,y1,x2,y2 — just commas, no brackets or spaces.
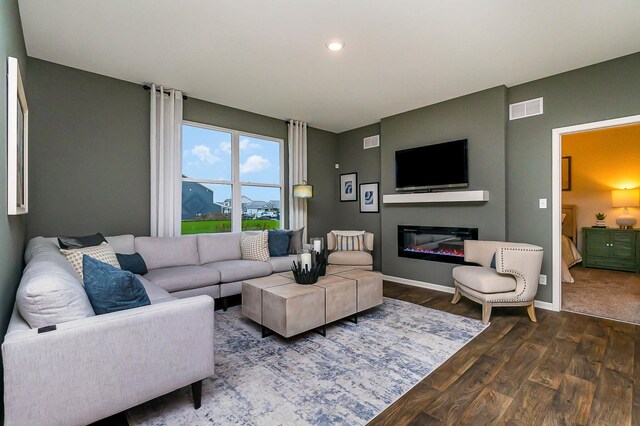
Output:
293,183,313,199
612,189,640,208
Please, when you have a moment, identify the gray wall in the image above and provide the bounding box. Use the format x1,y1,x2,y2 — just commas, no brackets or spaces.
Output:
26,58,336,238
1,0,28,414
0,0,28,335
27,58,150,238
334,124,382,269
380,86,508,286
507,52,640,303
307,127,339,241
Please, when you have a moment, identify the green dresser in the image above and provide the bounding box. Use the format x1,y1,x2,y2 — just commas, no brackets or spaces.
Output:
582,227,639,272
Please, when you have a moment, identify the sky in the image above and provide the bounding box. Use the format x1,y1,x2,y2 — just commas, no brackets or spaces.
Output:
182,124,281,204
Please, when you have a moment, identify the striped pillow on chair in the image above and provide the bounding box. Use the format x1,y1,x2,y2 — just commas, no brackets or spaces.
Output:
336,234,365,251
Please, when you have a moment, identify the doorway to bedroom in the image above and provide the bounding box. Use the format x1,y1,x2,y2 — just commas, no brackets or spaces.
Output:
558,121,640,324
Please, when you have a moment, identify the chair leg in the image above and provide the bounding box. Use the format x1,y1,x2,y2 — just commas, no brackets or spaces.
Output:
482,302,492,324
191,380,203,409
527,302,537,323
451,287,461,304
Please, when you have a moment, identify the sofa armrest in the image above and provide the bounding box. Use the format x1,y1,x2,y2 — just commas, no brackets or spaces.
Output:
495,246,543,300
3,296,215,426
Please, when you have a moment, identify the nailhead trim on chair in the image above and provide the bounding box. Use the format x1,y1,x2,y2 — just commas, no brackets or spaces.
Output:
491,246,543,303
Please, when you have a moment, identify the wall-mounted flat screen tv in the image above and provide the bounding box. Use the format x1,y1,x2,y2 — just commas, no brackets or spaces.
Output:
395,139,468,191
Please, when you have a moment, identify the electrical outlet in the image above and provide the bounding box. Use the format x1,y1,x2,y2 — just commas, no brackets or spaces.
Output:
539,198,547,209
335,163,340,169
539,274,547,285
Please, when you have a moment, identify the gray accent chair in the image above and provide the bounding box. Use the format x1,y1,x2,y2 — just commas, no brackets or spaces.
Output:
451,240,543,324
326,232,374,270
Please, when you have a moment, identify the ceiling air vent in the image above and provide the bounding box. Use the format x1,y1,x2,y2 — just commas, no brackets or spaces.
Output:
363,135,380,149
509,97,543,120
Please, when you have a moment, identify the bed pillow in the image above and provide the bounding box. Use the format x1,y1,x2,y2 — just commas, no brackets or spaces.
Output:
83,256,150,315
268,230,293,257
58,233,107,249
60,242,120,279
241,231,270,261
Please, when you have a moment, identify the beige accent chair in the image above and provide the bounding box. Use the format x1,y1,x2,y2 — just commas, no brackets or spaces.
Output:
327,231,374,270
451,240,543,324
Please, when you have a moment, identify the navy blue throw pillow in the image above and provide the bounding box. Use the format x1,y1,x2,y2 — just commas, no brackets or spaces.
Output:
490,253,497,269
268,230,293,257
83,256,151,315
116,252,149,275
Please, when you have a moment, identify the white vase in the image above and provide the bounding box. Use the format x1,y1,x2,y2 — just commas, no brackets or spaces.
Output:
596,220,606,227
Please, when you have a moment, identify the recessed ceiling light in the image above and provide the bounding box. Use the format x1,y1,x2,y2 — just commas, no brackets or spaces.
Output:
326,40,344,51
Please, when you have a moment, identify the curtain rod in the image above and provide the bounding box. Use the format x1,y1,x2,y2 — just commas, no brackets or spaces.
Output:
143,84,188,100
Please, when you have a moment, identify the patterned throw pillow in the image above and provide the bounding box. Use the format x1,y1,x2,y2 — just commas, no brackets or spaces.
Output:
336,234,365,251
60,242,120,279
240,231,270,261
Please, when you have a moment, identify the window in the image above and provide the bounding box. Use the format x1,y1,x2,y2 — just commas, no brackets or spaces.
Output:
181,122,283,234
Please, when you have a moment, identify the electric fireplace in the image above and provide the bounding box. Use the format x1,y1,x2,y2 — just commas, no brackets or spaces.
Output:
398,225,478,264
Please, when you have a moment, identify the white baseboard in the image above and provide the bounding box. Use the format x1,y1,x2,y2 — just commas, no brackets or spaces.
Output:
382,275,455,294
383,274,556,312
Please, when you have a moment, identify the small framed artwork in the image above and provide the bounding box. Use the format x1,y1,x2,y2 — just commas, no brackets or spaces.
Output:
562,156,571,191
359,182,379,213
340,172,357,202
7,57,29,215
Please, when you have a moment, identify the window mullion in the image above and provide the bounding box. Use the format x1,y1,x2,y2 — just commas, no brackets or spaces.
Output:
231,131,242,233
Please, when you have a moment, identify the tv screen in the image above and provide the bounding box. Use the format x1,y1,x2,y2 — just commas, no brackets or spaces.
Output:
395,139,468,191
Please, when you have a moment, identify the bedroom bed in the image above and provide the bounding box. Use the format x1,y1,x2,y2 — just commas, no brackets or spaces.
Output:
562,204,582,283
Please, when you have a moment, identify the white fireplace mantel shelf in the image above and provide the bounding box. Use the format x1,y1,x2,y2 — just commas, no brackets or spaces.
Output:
382,190,490,204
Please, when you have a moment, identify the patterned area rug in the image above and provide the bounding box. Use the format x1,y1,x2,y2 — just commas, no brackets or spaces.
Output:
127,297,487,425
563,266,640,325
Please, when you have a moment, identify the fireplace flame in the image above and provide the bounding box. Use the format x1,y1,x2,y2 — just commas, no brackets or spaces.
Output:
404,245,464,257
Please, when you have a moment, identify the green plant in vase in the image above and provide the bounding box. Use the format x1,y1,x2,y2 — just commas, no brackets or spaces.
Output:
595,212,606,227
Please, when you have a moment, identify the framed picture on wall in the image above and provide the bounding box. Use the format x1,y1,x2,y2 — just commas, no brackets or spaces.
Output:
340,172,358,202
562,156,571,191
7,57,29,215
359,182,379,213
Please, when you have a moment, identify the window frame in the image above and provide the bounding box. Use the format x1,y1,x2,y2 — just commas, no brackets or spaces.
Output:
181,120,285,233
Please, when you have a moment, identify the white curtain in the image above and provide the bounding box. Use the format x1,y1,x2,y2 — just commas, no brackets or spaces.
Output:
150,84,183,237
288,120,308,241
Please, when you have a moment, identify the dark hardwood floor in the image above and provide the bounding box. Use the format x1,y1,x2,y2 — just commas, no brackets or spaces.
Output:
369,281,637,426
95,281,637,425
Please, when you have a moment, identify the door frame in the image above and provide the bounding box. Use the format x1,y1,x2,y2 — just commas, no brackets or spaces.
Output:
551,114,640,311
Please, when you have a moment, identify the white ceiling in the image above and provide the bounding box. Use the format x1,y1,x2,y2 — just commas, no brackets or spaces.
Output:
18,0,640,133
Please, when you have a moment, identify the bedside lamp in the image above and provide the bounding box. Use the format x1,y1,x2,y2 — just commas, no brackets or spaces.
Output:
612,189,640,229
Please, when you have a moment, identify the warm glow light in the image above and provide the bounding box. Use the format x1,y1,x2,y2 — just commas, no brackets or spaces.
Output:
293,184,313,199
612,189,640,208
326,41,344,51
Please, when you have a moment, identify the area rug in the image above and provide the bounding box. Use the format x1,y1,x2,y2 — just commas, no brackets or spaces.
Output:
127,297,487,425
563,266,640,325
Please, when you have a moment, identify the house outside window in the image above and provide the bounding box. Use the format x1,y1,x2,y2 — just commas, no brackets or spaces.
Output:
181,122,284,234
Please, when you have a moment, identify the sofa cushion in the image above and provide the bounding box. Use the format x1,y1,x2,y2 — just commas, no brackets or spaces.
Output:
197,233,241,264
116,253,148,275
328,250,372,266
83,256,151,315
202,260,272,283
135,236,199,270
17,246,95,328
105,234,135,254
60,243,120,279
144,265,221,292
136,274,175,304
452,266,516,294
240,231,270,262
269,255,298,273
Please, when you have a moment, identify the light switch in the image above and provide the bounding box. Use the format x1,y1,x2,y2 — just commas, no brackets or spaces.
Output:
539,198,547,209
335,163,340,169
539,274,547,285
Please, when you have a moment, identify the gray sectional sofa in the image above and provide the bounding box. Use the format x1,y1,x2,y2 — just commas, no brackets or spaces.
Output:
3,232,296,425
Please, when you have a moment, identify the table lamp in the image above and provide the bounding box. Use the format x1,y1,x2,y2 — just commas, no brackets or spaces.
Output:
612,188,640,229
